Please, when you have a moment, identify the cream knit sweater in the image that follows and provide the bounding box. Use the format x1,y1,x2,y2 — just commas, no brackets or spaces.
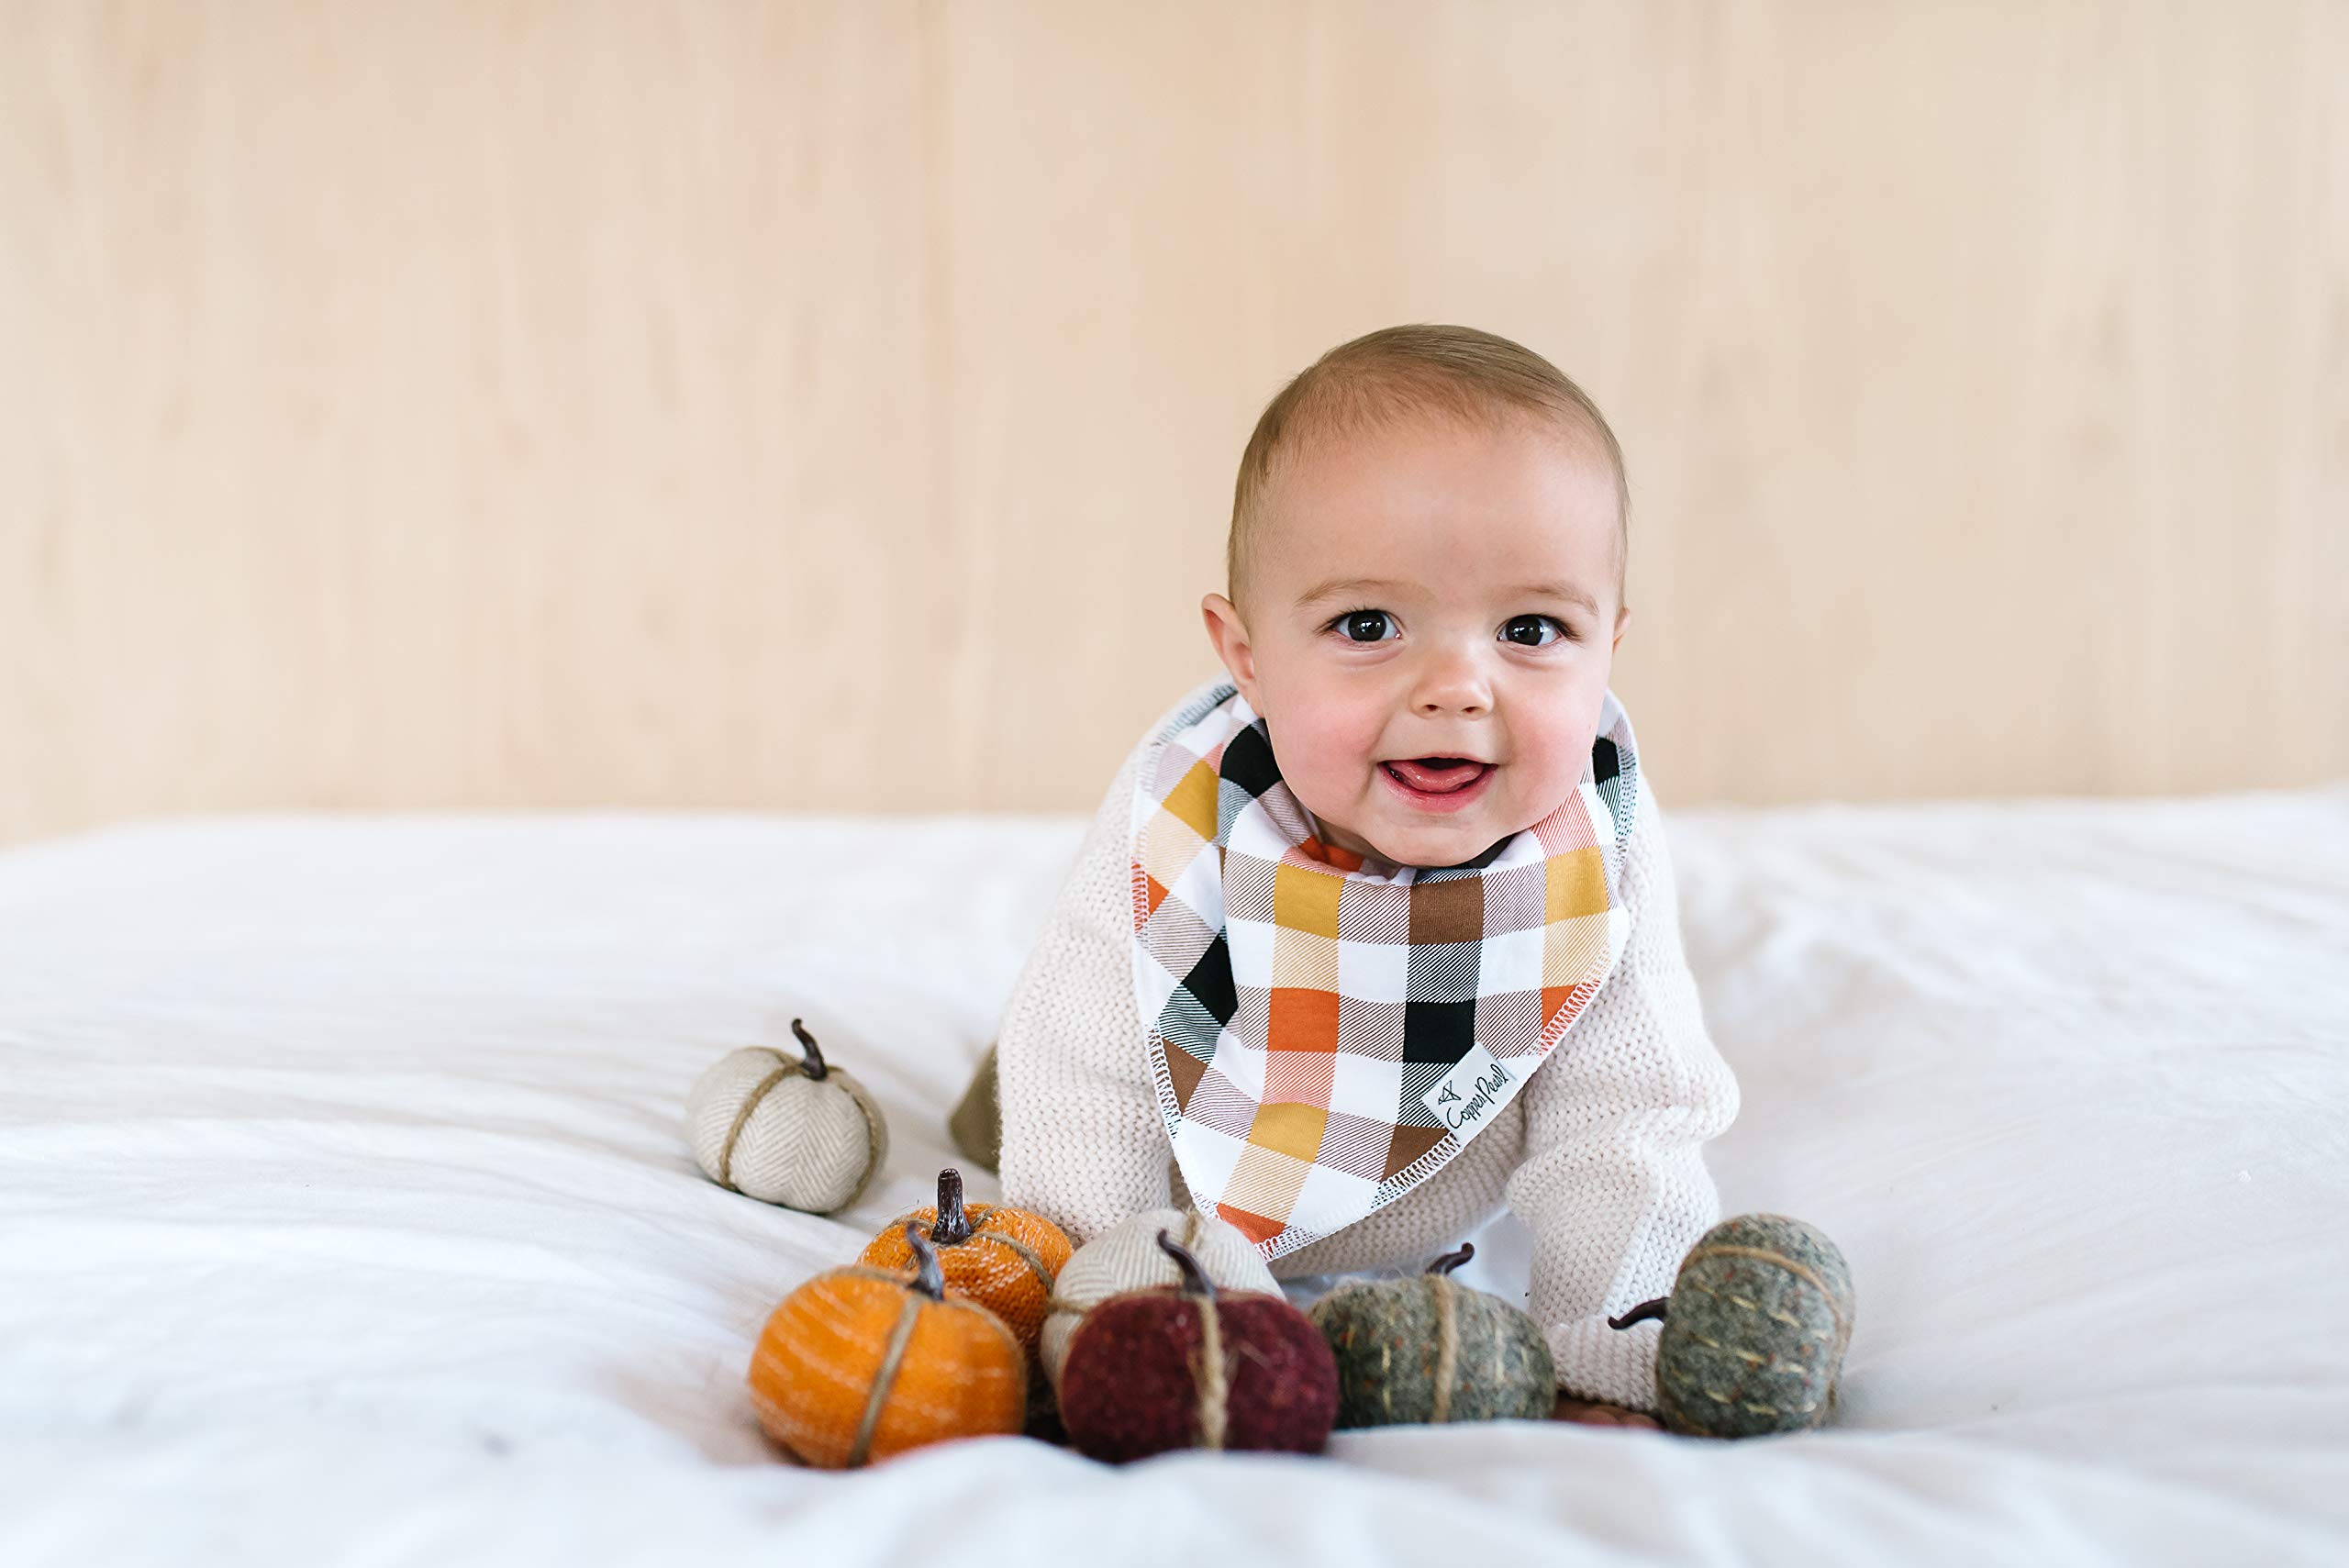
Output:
996,680,1741,1415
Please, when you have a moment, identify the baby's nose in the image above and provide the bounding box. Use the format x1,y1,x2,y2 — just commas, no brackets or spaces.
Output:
1411,664,1491,717
1404,638,1497,717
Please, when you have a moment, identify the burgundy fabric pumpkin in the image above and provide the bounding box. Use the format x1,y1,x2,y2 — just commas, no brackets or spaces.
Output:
1058,1229,1337,1463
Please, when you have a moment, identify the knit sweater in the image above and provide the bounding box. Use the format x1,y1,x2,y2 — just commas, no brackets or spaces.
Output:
995,679,1742,1415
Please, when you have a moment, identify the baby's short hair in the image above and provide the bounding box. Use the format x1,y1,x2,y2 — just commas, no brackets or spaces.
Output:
1226,324,1628,613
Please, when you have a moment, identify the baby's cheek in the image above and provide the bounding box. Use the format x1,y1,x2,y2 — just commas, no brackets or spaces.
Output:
1286,708,1372,779
1285,721,1366,794
1512,725,1594,809
1272,711,1378,810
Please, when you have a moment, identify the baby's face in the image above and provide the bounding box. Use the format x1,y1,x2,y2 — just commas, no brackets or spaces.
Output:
1204,413,1628,870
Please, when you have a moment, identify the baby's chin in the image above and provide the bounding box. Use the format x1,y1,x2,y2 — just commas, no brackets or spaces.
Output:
1360,822,1511,871
1327,796,1521,871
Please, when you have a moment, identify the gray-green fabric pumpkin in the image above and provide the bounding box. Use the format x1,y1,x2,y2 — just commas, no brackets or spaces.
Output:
1610,1213,1854,1439
1309,1243,1555,1428
946,1041,1001,1173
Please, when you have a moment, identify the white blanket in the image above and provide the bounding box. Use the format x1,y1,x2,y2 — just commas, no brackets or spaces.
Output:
3,787,2344,1566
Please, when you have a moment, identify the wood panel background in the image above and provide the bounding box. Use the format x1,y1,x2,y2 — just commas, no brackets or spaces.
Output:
3,1,2343,847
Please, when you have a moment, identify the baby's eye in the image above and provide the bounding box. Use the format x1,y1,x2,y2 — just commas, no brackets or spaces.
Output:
1331,609,1399,644
1500,614,1570,648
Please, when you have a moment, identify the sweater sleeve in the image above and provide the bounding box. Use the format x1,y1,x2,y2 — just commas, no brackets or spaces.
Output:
1505,781,1741,1415
993,737,1174,1245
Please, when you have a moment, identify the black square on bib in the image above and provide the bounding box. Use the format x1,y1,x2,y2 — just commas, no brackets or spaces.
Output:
1402,997,1477,1065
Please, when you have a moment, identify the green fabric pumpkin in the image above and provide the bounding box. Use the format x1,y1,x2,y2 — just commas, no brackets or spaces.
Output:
1309,1244,1555,1428
1609,1213,1854,1439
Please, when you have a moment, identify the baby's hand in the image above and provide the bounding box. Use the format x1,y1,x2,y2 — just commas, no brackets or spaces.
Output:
1550,1393,1664,1430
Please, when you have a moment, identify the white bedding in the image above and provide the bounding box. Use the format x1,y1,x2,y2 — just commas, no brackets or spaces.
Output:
3,786,2344,1566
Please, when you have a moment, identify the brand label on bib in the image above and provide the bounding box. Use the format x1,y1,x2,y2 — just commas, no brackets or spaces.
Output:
1421,1042,1521,1136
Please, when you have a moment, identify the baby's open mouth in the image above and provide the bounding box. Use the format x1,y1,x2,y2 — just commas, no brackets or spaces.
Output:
1381,757,1493,795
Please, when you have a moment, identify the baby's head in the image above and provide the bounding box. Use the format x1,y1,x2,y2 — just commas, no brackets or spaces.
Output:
1202,324,1631,872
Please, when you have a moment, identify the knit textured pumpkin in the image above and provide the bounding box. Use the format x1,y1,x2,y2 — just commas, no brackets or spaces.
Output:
686,1018,887,1215
1609,1212,1855,1439
1040,1205,1279,1390
858,1168,1072,1359
747,1220,1026,1467
1310,1242,1556,1428
1059,1229,1338,1463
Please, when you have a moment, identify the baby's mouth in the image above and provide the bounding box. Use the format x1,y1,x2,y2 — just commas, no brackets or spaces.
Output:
1381,757,1493,795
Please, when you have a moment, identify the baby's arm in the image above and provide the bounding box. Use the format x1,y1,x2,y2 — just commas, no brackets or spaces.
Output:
995,740,1173,1244
1507,783,1742,1420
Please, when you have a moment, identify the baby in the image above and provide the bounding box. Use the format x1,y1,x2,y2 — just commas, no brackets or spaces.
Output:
982,324,1740,1429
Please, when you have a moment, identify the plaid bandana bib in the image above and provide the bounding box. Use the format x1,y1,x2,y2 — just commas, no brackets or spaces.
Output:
1129,679,1642,1260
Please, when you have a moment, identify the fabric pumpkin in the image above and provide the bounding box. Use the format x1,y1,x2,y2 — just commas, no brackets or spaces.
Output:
747,1220,1025,1467
1310,1242,1556,1427
686,1018,886,1215
1609,1212,1855,1438
1040,1205,1278,1390
858,1168,1071,1359
1059,1229,1338,1463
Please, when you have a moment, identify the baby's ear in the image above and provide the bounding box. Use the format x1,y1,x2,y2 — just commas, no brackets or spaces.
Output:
1201,593,1258,698
1611,602,1632,654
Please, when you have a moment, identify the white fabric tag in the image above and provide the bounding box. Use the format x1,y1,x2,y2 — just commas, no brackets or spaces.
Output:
1421,1042,1527,1138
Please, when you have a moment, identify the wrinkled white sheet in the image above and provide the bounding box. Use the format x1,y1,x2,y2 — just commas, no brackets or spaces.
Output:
2,785,2344,1566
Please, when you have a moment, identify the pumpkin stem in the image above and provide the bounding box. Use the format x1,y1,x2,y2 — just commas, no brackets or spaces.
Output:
1156,1228,1217,1302
1428,1243,1475,1276
929,1167,974,1247
787,1018,829,1081
1608,1296,1671,1329
901,1220,945,1301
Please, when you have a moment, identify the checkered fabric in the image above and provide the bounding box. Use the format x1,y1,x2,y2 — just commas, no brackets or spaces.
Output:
1128,680,1642,1261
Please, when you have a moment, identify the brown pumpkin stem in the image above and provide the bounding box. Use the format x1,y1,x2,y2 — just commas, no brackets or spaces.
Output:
928,1167,974,1247
1608,1296,1671,1329
902,1220,946,1301
787,1018,830,1081
1428,1243,1475,1276
1156,1228,1217,1301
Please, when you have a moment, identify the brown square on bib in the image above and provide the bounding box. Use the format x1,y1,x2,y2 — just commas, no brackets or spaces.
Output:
1407,874,1486,945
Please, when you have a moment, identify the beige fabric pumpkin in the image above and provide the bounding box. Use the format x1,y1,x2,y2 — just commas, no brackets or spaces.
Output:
1040,1205,1278,1389
685,1020,887,1215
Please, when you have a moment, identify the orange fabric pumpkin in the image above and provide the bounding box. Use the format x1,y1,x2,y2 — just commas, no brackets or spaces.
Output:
859,1167,1072,1357
748,1220,1026,1468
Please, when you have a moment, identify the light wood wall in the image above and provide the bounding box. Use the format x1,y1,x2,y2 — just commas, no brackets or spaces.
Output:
4,1,2343,847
